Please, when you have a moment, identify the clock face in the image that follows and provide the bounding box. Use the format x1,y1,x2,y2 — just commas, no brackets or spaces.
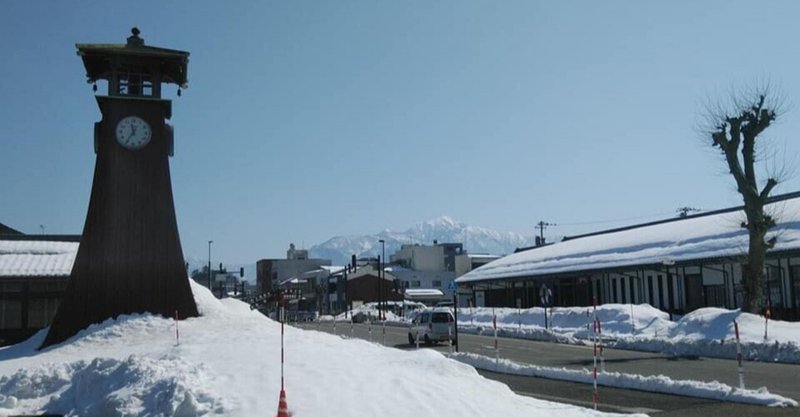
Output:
115,116,152,150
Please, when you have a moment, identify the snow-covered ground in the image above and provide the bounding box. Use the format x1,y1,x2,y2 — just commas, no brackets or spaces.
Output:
0,282,639,417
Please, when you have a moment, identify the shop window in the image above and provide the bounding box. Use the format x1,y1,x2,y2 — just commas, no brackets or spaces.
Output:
0,300,22,329
28,298,60,328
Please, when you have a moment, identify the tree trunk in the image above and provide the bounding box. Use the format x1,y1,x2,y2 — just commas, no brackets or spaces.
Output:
741,204,768,313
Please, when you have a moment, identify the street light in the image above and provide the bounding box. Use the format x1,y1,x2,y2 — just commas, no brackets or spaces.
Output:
379,239,385,320
208,240,213,292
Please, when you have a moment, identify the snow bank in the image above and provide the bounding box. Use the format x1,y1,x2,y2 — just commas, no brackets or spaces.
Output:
451,352,797,408
455,305,800,363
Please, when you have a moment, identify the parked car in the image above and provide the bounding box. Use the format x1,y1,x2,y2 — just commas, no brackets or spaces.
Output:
408,307,456,346
351,311,370,323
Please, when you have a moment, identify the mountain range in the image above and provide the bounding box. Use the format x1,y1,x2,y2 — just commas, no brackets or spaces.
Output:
186,216,535,281
309,216,534,265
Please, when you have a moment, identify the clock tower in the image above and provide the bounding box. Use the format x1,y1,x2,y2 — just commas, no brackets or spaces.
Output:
41,28,199,348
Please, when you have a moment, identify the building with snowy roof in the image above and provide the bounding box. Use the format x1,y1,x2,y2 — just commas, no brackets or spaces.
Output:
456,192,800,320
0,230,80,345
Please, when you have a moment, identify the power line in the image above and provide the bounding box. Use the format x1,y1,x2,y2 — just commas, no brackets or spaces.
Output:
546,210,680,227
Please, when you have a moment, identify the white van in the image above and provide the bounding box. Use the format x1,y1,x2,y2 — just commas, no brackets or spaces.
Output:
408,307,456,346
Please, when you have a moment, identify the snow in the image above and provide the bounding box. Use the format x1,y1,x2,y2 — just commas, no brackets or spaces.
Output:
457,195,800,283
0,281,635,417
0,240,78,277
452,353,796,407
455,304,800,363
327,301,798,405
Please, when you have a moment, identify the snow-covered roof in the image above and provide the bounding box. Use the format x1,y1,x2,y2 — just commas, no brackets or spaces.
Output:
457,193,800,284
467,253,501,259
279,277,307,287
404,288,445,297
0,240,78,277
320,265,345,274
384,265,412,273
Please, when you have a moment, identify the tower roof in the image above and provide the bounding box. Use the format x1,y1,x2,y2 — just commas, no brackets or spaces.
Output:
76,27,189,88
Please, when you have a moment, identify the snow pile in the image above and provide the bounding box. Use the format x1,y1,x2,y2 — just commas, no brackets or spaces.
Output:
456,305,800,363
452,353,797,407
0,281,632,417
328,300,427,323
0,353,219,416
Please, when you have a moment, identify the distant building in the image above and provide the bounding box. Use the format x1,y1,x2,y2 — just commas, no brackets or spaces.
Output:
256,243,332,298
388,242,500,302
0,229,79,346
341,262,402,309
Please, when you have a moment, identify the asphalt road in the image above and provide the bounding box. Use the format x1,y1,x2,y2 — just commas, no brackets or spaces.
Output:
296,321,800,416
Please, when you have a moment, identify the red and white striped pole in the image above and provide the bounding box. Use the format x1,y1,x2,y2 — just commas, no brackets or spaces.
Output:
764,300,771,341
630,304,635,334
277,294,290,417
281,296,285,391
448,326,454,354
382,320,386,346
734,319,745,389
174,310,180,346
596,318,605,373
493,309,499,369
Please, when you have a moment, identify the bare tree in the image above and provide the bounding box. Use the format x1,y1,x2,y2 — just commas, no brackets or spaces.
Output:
704,86,785,313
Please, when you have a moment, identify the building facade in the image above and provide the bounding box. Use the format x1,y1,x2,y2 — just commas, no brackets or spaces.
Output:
256,243,332,294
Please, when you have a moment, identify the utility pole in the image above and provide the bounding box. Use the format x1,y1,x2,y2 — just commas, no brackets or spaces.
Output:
536,221,554,246
208,240,213,291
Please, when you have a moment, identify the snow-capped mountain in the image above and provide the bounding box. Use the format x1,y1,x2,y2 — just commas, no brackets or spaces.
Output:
310,216,534,265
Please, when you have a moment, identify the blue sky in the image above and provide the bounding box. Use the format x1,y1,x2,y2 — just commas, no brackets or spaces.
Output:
3,1,800,265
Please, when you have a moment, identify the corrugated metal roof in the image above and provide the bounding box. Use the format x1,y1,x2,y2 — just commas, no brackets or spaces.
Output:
0,240,78,277
457,192,800,284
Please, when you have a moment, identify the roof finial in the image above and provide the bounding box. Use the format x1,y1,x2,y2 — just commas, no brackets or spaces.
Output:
127,27,144,47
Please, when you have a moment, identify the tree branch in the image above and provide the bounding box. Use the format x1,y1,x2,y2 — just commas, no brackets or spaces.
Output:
760,177,778,202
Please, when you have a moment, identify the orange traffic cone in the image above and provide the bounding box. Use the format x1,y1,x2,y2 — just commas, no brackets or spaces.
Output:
276,389,290,417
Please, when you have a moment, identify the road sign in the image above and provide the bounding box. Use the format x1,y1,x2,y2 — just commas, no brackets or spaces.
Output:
448,280,457,291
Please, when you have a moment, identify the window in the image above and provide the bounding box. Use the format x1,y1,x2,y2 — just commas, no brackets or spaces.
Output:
404,281,410,288
411,281,421,288
118,69,153,97
611,278,617,303
432,280,442,288
629,278,636,303
432,312,453,323
0,300,22,329
1,282,23,293
29,280,67,293
792,265,800,312
666,274,675,310
27,298,60,328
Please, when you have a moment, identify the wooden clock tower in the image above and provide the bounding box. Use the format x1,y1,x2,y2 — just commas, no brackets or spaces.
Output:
41,28,199,348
